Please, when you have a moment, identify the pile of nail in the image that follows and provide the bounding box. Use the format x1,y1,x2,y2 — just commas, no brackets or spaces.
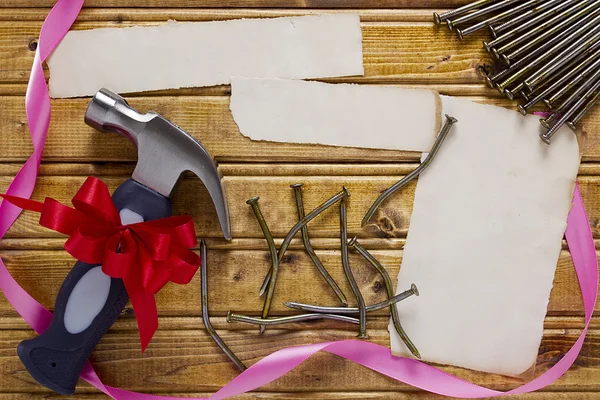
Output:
200,115,458,371
434,0,600,144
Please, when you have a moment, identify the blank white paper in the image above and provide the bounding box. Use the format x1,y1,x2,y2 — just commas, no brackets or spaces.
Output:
230,77,441,152
390,96,581,376
48,15,364,98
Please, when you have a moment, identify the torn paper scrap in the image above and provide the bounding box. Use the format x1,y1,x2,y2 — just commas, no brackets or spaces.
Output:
48,15,364,98
230,77,441,152
390,96,580,376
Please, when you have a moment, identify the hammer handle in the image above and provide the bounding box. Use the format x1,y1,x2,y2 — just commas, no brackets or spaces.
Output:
17,179,172,395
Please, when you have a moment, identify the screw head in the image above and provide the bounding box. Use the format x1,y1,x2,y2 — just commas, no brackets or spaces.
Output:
411,283,419,297
246,196,260,205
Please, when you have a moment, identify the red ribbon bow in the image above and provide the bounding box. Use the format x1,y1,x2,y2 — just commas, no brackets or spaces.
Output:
0,176,200,351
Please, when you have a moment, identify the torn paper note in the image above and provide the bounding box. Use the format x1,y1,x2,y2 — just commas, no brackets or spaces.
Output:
48,15,363,98
390,96,580,376
230,77,441,152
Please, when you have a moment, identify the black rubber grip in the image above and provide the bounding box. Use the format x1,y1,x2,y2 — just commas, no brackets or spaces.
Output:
17,179,172,395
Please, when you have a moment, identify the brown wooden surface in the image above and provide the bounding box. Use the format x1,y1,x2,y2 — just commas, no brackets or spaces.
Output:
0,3,599,400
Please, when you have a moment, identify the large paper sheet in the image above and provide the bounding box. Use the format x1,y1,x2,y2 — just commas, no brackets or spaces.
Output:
390,96,581,376
47,15,363,98
230,77,441,152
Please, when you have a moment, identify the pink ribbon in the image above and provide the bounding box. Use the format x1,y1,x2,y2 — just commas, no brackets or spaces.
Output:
0,0,597,398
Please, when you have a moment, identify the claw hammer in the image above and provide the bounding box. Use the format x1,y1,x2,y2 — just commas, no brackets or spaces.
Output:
17,88,231,395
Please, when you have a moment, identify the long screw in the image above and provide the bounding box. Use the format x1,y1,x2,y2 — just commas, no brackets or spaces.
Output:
447,0,523,31
246,196,279,334
200,241,247,372
291,184,348,306
484,0,595,53
548,69,600,113
340,195,368,339
501,3,600,66
433,0,498,25
362,115,457,227
285,284,419,315
567,89,600,130
259,187,351,296
496,16,600,93
227,312,360,326
518,50,600,114
348,237,421,359
456,0,547,39
487,0,571,38
524,26,600,92
540,76,600,143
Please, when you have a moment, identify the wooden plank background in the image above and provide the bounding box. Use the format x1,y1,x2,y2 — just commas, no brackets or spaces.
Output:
0,1,599,399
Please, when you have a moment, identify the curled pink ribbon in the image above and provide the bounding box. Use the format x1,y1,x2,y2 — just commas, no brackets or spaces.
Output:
0,1,597,398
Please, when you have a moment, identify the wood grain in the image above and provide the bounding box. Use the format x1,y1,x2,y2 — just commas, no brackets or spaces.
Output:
1,175,600,240
0,328,597,393
0,2,598,399
0,21,487,85
1,96,599,163
0,248,593,316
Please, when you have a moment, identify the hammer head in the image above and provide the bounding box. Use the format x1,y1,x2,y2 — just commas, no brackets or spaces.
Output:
84,88,232,240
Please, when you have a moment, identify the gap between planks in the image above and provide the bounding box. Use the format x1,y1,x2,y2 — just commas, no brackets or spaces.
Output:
2,163,600,177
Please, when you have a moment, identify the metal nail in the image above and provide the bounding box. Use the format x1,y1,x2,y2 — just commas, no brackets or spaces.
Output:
446,0,523,32
551,68,600,114
487,0,571,38
260,187,351,296
433,0,498,26
517,49,600,115
567,89,600,130
540,114,557,129
456,0,547,39
362,115,457,227
348,237,421,359
496,19,600,93
200,241,247,372
246,196,279,334
291,183,348,306
226,311,360,326
340,195,369,339
485,0,595,54
524,24,600,92
285,284,419,315
501,2,600,66
540,76,600,144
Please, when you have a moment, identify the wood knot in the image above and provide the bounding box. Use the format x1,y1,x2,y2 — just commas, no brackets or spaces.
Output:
28,38,38,52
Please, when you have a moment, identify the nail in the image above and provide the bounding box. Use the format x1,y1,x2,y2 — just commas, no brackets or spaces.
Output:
487,0,568,38
455,0,547,39
292,184,348,306
246,196,279,334
486,0,592,50
446,0,523,32
200,241,247,372
362,115,457,227
434,0,497,26
524,24,600,92
540,76,600,144
260,187,351,295
551,69,600,114
501,3,600,67
227,311,360,326
340,194,369,339
517,50,600,115
540,114,556,130
285,284,419,315
567,89,600,130
348,237,421,359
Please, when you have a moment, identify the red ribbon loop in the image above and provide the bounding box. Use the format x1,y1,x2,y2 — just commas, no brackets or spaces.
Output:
0,176,200,351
